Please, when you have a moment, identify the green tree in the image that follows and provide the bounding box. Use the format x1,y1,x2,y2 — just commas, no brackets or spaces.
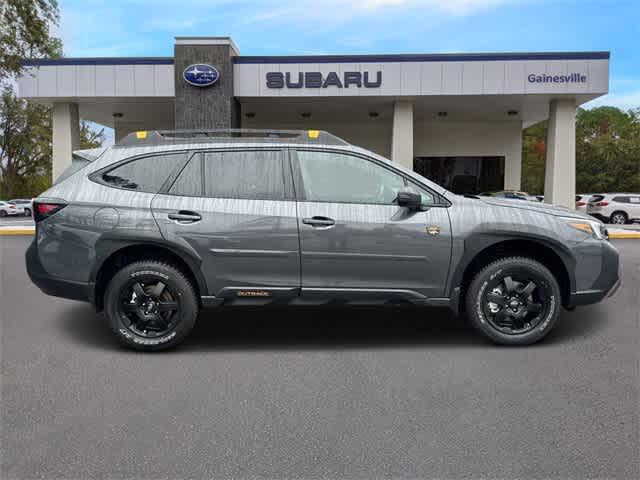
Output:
522,106,640,195
0,87,104,198
0,0,61,80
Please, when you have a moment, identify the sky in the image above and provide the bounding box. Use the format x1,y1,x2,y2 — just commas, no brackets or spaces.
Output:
56,0,639,110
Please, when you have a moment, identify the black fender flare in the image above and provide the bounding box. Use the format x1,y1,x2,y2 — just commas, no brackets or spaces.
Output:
89,234,209,305
447,231,576,311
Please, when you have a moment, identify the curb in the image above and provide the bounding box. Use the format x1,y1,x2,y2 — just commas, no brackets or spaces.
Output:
0,228,36,236
608,232,640,239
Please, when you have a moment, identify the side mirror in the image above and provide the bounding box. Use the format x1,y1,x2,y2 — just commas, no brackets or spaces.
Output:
396,191,424,211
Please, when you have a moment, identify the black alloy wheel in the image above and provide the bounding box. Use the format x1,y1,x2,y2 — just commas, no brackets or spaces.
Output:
104,260,199,351
482,274,548,335
465,257,561,345
118,279,181,338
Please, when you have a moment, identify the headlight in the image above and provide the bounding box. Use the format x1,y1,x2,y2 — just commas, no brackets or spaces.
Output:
562,217,608,240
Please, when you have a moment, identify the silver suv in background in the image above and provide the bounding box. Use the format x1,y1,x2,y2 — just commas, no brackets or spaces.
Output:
587,193,640,224
26,130,620,351
8,199,33,217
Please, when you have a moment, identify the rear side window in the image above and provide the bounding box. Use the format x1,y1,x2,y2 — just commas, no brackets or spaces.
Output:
101,153,185,193
612,196,630,203
203,150,285,200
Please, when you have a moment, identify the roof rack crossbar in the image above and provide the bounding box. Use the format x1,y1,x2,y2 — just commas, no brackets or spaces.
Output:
116,129,349,147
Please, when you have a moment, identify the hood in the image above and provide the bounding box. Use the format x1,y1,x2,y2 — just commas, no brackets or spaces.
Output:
474,196,595,220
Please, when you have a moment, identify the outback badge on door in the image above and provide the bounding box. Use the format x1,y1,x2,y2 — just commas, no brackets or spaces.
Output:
426,225,441,236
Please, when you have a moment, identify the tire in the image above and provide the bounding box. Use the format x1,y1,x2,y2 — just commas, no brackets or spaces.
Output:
0,210,6,218
24,208,31,217
610,211,628,225
104,260,199,351
465,257,561,346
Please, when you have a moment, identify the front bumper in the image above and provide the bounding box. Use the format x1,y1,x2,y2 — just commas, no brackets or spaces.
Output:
569,240,621,306
25,239,93,303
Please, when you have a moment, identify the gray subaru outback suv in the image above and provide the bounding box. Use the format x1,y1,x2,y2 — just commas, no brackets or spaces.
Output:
26,130,620,350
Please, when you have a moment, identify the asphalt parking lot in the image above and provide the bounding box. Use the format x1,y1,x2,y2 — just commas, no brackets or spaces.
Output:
1,236,638,479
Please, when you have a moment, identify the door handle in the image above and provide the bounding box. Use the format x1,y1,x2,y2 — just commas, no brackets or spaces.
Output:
168,211,201,223
302,216,336,227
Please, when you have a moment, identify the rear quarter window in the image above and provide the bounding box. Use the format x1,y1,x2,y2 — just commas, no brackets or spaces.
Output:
99,152,186,193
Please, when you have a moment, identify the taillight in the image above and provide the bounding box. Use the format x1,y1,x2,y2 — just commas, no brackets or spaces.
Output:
33,202,66,222
597,201,609,207
576,201,586,207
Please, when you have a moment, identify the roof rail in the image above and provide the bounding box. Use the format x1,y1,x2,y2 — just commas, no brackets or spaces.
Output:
116,129,349,147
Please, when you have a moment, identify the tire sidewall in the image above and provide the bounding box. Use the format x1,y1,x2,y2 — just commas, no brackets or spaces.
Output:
467,259,561,345
611,212,627,224
104,263,198,351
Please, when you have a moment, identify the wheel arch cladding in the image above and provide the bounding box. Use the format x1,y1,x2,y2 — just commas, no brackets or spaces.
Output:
92,241,207,311
454,236,574,312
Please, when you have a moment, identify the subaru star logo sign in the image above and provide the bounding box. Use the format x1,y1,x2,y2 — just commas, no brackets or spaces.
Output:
183,63,219,87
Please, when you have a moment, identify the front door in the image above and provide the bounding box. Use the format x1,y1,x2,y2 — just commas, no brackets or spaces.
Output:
151,149,300,299
291,149,452,301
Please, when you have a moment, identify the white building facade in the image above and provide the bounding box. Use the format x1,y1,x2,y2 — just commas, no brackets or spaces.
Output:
17,37,610,208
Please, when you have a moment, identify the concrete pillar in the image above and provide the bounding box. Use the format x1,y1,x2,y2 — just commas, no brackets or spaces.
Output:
391,101,414,170
504,125,523,190
174,37,240,130
544,99,576,208
52,103,80,181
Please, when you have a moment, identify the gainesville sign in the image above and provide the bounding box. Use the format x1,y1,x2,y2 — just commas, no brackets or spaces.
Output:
266,71,382,89
527,73,587,84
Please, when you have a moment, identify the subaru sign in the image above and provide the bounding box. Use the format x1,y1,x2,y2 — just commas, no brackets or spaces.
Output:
183,64,219,87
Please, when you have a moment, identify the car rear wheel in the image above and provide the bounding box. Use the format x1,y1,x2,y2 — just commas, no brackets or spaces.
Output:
465,257,561,345
104,260,199,351
24,208,31,217
610,211,628,224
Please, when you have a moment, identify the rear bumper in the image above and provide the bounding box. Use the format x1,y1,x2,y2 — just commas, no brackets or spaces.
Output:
25,239,93,303
569,241,621,306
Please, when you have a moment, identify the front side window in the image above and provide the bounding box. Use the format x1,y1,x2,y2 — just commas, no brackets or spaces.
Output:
101,152,185,193
203,150,285,200
296,150,408,205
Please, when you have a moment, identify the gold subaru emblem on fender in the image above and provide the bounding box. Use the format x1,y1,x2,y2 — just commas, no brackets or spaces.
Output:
426,225,441,236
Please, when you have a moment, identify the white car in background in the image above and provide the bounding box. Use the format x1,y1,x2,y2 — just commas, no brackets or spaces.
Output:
0,200,25,217
576,194,593,212
8,198,33,217
587,193,640,224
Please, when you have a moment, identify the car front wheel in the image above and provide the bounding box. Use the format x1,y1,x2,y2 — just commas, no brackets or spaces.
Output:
465,257,561,345
104,260,199,351
24,208,31,217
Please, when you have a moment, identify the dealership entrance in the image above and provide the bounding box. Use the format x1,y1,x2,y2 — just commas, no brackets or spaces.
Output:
414,156,504,195
17,36,610,208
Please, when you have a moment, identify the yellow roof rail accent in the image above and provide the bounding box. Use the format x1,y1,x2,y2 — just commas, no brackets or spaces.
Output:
308,130,320,139
135,131,148,139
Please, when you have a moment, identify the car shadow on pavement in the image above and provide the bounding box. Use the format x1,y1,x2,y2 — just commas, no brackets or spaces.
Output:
58,302,608,353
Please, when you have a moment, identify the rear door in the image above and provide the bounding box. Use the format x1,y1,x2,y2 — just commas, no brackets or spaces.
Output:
151,148,300,299
291,148,452,302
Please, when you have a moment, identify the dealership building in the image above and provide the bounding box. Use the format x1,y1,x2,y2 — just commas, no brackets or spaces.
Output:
17,37,609,208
